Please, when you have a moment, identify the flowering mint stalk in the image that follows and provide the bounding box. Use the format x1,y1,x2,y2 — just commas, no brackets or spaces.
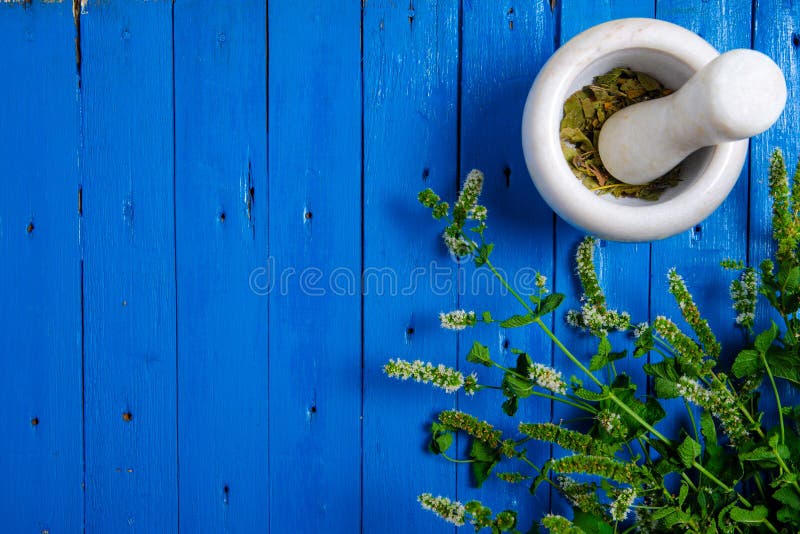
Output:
528,362,567,394
608,487,636,522
454,169,485,223
667,269,721,358
519,422,611,456
383,359,478,395
439,309,477,330
768,149,798,265
651,315,707,375
395,157,800,533
566,237,631,336
553,476,606,518
417,493,466,526
676,375,748,444
438,409,501,448
730,267,757,330
595,409,627,440
548,455,650,486
541,514,584,533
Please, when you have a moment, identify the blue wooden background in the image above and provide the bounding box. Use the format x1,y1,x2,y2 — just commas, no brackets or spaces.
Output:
1,0,798,532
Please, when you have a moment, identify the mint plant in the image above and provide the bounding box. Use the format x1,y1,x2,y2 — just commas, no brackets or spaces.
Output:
385,151,800,533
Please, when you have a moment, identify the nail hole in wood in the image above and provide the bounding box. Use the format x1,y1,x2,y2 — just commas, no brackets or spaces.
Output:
793,33,800,47
502,338,510,349
31,417,39,426
223,485,230,494
26,222,34,233
219,211,226,222
503,166,511,187
694,225,702,234
422,168,430,181
309,405,317,414
122,412,133,422
305,211,313,220
406,327,415,335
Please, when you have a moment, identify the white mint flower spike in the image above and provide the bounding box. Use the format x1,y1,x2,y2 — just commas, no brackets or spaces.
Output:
439,309,477,331
442,231,474,258
535,273,548,290
456,169,484,213
418,493,466,526
383,358,478,395
609,487,636,522
528,362,567,394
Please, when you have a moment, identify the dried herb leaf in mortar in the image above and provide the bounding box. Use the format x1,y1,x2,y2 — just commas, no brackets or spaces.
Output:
560,67,681,201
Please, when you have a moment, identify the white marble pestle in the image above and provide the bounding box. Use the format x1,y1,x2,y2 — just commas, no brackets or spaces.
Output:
598,49,787,185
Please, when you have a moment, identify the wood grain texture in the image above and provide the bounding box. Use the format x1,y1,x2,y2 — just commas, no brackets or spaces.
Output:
551,0,654,518
751,1,800,423
0,2,82,531
1,1,798,531
80,1,178,530
267,1,362,531
174,0,268,530
458,1,557,528
653,0,751,358
649,0,752,461
362,1,460,532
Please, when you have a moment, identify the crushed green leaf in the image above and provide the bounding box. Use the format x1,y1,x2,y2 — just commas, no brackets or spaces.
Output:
560,67,681,201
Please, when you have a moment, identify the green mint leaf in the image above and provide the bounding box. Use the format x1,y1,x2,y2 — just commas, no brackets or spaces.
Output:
503,373,533,399
678,483,689,507
501,396,518,416
739,446,776,462
495,510,517,531
598,336,611,357
765,346,800,386
677,435,701,467
729,505,768,525
755,322,778,354
732,349,760,378
773,485,800,509
429,425,454,455
474,243,494,267
467,341,493,367
571,510,614,534
500,314,535,328
536,293,565,317
589,353,608,372
472,460,495,488
470,440,499,487
572,386,607,401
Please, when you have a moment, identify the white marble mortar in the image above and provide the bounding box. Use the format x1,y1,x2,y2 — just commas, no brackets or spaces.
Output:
521,18,762,242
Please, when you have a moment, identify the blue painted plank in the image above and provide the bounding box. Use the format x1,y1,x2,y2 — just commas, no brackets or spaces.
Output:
362,2,460,532
552,0,654,518
751,1,800,420
649,0,751,451
174,1,268,531
458,1,557,529
267,2,362,531
0,2,82,532
751,4,800,268
80,1,177,530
